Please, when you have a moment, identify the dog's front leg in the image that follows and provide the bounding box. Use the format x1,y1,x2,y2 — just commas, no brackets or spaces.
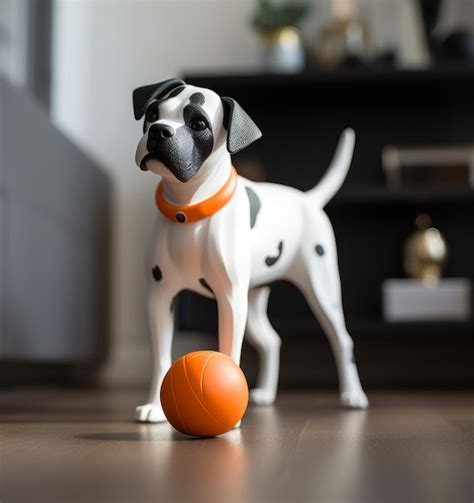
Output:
206,197,251,364
215,282,249,364
135,283,176,423
214,280,249,430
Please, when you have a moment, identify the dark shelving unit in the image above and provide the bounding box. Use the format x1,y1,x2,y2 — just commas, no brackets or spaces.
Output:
186,67,474,88
275,318,474,338
178,69,474,386
333,186,474,205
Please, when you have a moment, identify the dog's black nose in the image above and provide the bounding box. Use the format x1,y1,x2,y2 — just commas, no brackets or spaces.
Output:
148,124,175,140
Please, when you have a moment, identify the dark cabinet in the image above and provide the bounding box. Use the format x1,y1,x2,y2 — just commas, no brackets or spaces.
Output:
180,69,474,386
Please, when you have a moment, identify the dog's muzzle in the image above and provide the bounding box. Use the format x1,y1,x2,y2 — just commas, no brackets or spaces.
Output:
139,120,212,182
140,124,176,171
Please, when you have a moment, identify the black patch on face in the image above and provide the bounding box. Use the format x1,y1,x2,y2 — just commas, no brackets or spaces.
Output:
265,241,284,267
142,87,185,132
133,78,186,120
315,244,325,256
145,97,213,182
199,278,214,295
189,92,205,105
143,100,160,133
152,266,162,281
245,186,261,229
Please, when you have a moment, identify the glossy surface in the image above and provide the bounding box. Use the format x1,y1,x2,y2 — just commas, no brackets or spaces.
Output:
161,351,248,437
155,166,238,223
1,389,472,502
136,120,367,422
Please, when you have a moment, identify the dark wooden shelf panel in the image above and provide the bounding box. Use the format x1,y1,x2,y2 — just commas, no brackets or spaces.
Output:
186,67,474,88
331,186,474,205
274,318,474,338
350,318,474,337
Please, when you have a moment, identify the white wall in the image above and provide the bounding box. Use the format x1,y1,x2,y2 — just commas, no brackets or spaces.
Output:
51,0,258,382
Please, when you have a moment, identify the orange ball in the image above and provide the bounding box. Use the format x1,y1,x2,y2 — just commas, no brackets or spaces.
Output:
160,350,249,437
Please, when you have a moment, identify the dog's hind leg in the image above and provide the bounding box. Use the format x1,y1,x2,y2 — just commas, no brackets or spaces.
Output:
295,211,368,409
135,282,177,423
245,287,281,405
298,275,368,409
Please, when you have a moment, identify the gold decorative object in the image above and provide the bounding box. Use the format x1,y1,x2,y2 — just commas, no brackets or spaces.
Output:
258,26,305,73
403,213,448,283
251,0,309,73
260,25,302,48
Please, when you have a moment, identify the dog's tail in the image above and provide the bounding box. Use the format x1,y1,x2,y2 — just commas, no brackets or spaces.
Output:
305,128,355,207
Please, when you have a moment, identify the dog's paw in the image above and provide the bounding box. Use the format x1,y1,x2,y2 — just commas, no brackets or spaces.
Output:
250,388,276,406
135,403,167,423
340,390,369,409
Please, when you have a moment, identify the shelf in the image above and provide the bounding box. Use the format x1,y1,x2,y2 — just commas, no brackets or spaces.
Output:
273,317,474,338
349,319,474,337
331,186,474,205
181,68,474,346
186,67,474,88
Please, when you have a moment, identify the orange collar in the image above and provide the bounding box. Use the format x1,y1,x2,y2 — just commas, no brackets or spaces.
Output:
155,166,237,223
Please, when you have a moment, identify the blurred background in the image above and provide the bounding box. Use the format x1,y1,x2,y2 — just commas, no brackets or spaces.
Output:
1,0,474,389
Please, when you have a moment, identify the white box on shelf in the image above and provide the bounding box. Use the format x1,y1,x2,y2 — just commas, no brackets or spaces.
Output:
382,278,472,322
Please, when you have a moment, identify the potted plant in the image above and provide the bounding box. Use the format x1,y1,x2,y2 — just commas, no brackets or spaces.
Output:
251,0,310,73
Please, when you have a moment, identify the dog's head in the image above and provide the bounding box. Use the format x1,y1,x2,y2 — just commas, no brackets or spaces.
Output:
133,79,262,182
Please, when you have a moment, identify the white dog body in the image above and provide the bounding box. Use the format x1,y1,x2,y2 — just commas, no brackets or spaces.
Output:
132,80,368,422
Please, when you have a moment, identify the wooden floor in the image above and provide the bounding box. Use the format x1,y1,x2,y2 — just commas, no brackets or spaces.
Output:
1,388,473,503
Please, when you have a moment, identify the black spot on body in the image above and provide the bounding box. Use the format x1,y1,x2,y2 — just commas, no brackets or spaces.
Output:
315,244,325,256
245,186,261,229
152,266,162,281
199,278,214,295
265,241,284,267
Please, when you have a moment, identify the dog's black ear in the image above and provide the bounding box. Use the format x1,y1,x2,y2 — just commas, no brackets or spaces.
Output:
133,78,186,120
221,97,262,154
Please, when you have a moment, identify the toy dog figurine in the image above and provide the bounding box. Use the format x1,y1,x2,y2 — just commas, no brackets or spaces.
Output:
133,78,368,422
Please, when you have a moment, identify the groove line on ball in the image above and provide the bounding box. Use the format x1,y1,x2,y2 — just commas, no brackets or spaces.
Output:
199,353,216,409
182,355,226,428
170,368,187,432
184,352,207,366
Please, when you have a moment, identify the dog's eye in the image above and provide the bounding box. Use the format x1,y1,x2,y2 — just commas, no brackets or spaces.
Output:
190,118,207,131
145,108,158,123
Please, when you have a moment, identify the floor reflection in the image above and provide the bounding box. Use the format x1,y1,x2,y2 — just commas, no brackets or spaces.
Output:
240,403,368,502
156,426,248,502
3,390,472,502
